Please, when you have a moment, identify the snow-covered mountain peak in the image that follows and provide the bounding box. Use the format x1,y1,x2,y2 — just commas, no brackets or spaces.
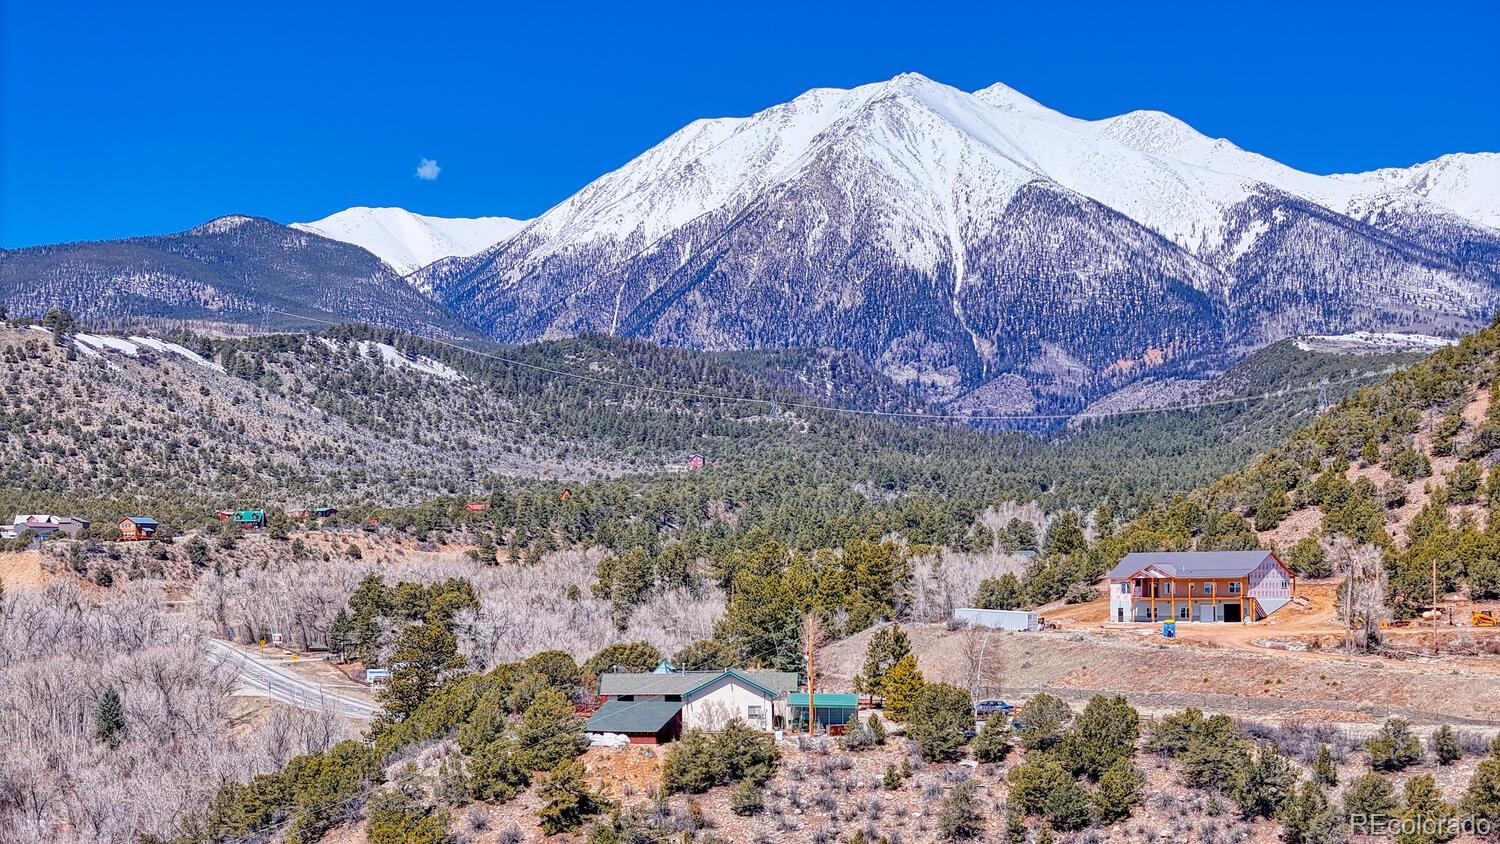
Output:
291,207,528,277
1334,152,1500,230
189,215,260,235
971,80,1050,115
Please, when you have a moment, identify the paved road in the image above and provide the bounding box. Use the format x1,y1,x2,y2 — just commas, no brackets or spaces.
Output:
206,639,381,719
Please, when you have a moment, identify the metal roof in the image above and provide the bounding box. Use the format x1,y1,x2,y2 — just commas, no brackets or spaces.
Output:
122,516,159,526
787,693,859,709
584,699,683,734
598,669,799,697
1107,551,1277,580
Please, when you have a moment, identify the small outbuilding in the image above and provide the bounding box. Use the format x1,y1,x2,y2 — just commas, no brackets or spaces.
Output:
786,693,859,731
952,608,1040,631
584,700,685,744
118,516,159,541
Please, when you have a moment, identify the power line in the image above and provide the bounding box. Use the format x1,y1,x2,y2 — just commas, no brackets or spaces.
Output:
266,309,1392,423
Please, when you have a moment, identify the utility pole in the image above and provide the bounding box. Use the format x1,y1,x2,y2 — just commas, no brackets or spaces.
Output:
805,614,816,737
1432,555,1439,636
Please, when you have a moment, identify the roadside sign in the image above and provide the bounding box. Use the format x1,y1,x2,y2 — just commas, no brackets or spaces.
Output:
225,627,235,639
271,633,284,645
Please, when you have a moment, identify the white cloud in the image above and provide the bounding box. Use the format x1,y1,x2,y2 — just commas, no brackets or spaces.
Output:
415,158,441,181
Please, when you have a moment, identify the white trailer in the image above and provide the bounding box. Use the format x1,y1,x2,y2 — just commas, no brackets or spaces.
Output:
953,608,1040,632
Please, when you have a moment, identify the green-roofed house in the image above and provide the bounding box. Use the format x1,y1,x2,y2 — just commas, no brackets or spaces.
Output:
583,699,685,744
590,668,800,739
786,693,859,731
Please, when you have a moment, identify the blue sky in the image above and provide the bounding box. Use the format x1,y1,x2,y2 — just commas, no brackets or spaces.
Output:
3,1,1497,247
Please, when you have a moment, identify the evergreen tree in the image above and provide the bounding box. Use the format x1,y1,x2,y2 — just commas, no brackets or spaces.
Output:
1279,780,1338,844
1430,725,1461,766
1394,775,1455,844
906,683,973,762
515,688,587,772
936,779,984,841
1311,744,1339,787
1013,693,1072,751
973,572,1024,610
1092,758,1144,823
881,654,924,721
971,716,1011,763
1055,694,1138,780
1228,743,1296,819
1366,718,1423,771
852,624,912,702
1341,772,1397,822
1461,742,1500,831
536,759,608,835
95,686,126,747
366,779,454,844
1043,511,1087,557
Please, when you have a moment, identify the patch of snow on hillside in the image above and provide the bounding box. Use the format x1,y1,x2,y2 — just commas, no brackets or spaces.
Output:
73,333,140,355
129,336,226,371
1294,332,1456,354
356,341,461,381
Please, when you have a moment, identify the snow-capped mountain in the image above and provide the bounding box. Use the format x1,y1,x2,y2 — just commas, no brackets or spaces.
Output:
292,207,529,277
414,73,1500,411
0,215,479,338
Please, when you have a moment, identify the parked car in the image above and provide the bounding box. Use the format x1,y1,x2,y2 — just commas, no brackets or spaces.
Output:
974,699,1013,718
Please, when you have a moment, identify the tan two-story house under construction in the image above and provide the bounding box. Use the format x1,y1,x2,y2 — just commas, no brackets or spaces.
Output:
1107,550,1295,624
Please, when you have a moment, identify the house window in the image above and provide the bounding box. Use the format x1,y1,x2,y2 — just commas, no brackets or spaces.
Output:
664,695,682,702
1119,582,1129,594
747,705,764,719
1228,581,1242,595
1162,582,1173,596
1178,606,1189,619
617,695,635,701
1203,582,1214,596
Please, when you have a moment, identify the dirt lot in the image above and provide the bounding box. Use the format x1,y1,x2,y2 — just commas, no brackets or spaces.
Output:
822,589,1500,729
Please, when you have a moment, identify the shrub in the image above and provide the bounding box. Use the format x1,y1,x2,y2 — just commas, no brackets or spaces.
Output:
1366,718,1423,771
971,717,1011,764
1013,694,1072,751
1228,743,1295,819
1289,535,1331,579
1312,744,1338,787
1341,772,1397,821
662,720,777,795
906,683,974,762
1055,695,1139,780
1092,758,1144,823
536,759,608,835
1430,725,1461,766
937,780,984,840
730,779,764,816
366,779,454,844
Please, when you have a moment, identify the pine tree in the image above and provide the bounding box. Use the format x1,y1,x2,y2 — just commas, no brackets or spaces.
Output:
1279,780,1337,844
1312,744,1338,787
867,712,887,745
1394,775,1455,844
95,687,125,747
515,688,587,772
536,759,608,835
1093,758,1144,823
883,763,903,791
1342,772,1397,821
1430,725,1461,766
853,624,912,702
971,716,1011,764
1228,743,1295,819
906,683,974,762
936,780,984,840
1461,743,1500,831
881,654,924,721
1367,718,1423,771
1056,695,1139,780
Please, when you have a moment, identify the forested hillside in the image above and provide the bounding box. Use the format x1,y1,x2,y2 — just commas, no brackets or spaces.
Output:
1,317,1419,553
1009,315,1500,622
